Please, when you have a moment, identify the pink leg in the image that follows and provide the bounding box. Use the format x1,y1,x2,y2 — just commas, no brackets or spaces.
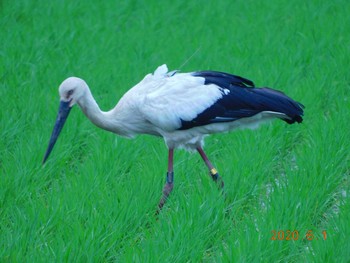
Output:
197,147,224,189
158,149,174,211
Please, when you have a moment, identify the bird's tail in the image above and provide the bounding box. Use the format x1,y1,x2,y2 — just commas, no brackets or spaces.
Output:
253,87,304,124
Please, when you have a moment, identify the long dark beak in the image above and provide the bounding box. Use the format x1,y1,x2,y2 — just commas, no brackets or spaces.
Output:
42,100,72,164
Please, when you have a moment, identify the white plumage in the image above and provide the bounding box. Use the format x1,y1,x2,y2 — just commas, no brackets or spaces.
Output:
43,64,304,211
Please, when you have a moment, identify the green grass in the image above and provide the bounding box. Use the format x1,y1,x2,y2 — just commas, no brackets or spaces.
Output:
1,0,349,262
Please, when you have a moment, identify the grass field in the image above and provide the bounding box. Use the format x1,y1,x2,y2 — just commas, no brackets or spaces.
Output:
1,0,349,262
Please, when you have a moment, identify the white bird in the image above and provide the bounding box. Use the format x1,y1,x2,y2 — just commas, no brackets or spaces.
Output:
43,64,304,210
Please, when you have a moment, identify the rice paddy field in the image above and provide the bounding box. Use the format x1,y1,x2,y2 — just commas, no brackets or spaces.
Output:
1,0,349,262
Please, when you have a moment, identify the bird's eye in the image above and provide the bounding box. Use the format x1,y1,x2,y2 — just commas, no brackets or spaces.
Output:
68,89,74,96
66,89,74,99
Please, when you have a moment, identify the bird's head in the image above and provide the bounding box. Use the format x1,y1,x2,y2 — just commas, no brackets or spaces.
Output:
59,77,88,107
42,77,87,164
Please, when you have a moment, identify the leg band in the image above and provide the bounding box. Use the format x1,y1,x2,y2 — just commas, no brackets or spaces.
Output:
210,168,219,180
166,172,174,184
210,168,218,176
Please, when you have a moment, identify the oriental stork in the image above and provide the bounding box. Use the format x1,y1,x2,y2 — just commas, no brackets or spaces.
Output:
43,64,304,210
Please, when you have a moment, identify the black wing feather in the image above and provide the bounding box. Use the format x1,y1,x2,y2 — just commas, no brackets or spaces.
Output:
179,71,304,130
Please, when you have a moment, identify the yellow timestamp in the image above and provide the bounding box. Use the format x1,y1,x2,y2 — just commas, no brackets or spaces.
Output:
271,230,327,241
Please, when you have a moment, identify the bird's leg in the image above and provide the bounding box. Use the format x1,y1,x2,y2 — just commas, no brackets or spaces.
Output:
197,147,224,189
158,149,174,211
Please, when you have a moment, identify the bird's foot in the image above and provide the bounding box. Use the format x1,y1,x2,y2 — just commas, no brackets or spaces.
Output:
156,172,174,214
157,182,174,213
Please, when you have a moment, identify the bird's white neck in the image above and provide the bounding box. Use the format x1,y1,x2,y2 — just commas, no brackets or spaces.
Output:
77,88,119,133
76,86,154,138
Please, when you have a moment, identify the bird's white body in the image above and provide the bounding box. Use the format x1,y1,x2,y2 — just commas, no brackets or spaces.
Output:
46,64,303,210
60,65,286,150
